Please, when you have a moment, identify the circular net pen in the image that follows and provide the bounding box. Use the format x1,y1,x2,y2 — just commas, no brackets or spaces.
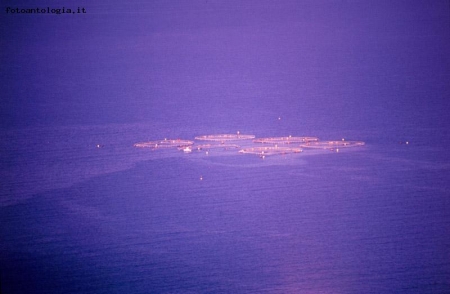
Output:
195,134,255,141
134,139,194,149
239,146,303,157
192,144,241,151
300,141,365,150
253,136,319,144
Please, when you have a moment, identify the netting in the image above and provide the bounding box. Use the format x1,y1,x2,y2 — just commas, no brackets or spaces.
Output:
195,134,255,141
239,146,303,156
300,141,365,149
253,136,319,144
192,144,241,150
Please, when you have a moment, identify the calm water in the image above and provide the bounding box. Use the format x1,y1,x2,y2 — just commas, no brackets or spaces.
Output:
1,123,449,293
1,1,450,293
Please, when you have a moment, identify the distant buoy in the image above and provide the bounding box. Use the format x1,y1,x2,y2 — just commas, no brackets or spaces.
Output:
406,141,409,145
278,117,281,120
200,176,203,180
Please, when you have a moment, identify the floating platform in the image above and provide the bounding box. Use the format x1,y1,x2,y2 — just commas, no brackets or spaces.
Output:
195,134,255,141
239,146,303,157
300,141,365,150
253,136,319,144
134,139,194,149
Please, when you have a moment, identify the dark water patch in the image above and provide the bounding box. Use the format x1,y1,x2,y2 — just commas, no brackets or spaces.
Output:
2,152,450,292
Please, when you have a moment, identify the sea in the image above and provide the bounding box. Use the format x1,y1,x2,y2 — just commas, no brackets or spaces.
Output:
1,1,450,293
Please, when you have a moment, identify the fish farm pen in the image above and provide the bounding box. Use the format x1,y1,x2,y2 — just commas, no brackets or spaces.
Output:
239,146,303,157
300,141,365,150
253,136,319,144
134,134,365,157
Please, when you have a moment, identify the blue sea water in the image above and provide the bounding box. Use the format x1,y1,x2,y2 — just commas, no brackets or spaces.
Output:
1,124,449,293
1,1,450,293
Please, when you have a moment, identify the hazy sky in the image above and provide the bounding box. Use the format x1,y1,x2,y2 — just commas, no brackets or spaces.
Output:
1,1,449,130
